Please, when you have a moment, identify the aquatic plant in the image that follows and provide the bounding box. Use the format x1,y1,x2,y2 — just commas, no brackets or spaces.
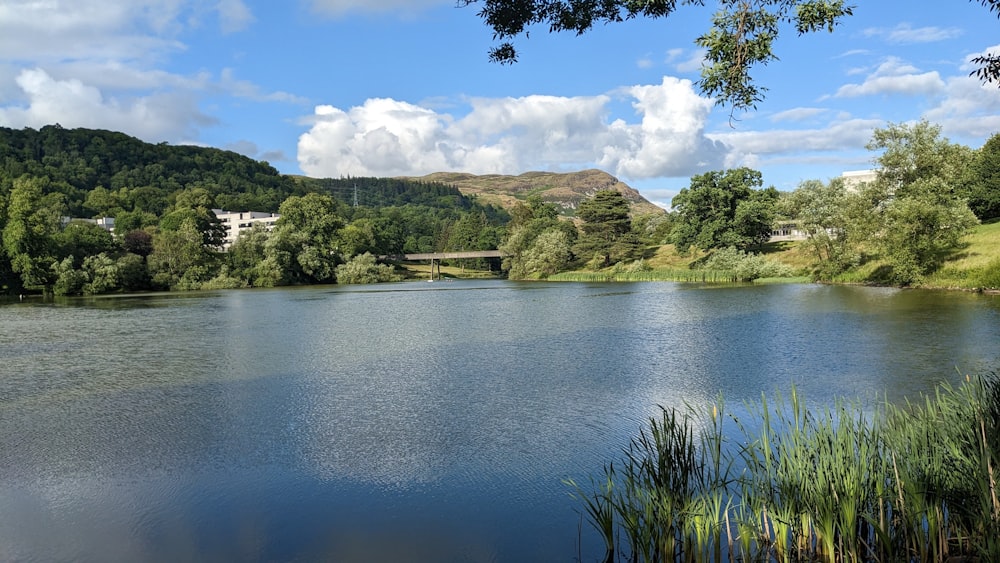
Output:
570,372,1000,562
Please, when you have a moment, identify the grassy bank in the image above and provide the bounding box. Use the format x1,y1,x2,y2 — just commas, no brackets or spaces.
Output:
396,220,999,287
764,220,1000,290
922,220,1000,290
570,374,1000,562
557,220,1000,289
398,261,502,280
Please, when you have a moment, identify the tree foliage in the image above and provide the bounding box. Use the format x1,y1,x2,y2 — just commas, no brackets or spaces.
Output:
864,121,980,284
574,190,642,268
2,176,63,289
670,167,778,253
0,126,514,294
969,0,1000,84
464,1,1000,113
785,121,982,284
335,252,401,284
781,178,862,277
970,132,1000,220
461,0,854,112
695,246,794,282
500,195,577,278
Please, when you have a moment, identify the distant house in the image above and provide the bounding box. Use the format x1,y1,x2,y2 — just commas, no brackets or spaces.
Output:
213,209,280,250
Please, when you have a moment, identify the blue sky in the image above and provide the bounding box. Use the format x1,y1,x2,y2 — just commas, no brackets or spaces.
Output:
1,1,998,207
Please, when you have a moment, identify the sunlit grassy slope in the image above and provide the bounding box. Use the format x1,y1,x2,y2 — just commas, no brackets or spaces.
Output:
759,220,1000,290
401,220,999,289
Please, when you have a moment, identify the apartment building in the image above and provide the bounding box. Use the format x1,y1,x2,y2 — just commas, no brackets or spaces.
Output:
213,209,280,250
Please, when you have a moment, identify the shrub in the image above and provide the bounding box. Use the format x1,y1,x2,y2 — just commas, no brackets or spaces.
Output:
335,252,400,284
697,246,794,281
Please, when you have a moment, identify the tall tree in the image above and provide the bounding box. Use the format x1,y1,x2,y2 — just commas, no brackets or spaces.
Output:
500,195,576,278
574,190,641,268
2,176,65,290
782,177,866,278
147,219,217,290
670,168,777,253
865,121,979,284
969,132,1000,220
261,193,345,285
867,120,974,198
53,222,118,268
520,229,572,278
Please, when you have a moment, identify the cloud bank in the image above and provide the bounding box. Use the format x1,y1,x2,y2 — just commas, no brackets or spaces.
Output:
298,77,730,181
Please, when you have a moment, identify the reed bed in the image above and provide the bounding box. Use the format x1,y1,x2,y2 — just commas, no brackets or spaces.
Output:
568,374,1000,562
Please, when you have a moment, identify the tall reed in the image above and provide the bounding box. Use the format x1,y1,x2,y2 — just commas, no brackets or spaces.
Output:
569,372,1000,562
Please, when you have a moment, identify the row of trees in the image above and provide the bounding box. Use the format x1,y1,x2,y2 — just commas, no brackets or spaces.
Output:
500,191,647,278
664,122,999,285
782,122,994,284
4,121,996,292
0,126,514,294
0,182,510,294
0,125,656,293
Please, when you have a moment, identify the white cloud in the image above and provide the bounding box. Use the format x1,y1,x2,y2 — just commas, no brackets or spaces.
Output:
305,0,450,17
923,73,1000,140
862,23,963,44
0,1,186,62
217,0,254,34
834,57,944,97
218,69,308,104
769,107,828,123
297,77,729,180
0,0,316,154
609,77,726,177
0,68,213,141
709,118,882,170
667,49,705,74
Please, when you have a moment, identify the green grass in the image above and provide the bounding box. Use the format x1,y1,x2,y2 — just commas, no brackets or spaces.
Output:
923,220,1000,290
399,262,501,280
571,373,1000,562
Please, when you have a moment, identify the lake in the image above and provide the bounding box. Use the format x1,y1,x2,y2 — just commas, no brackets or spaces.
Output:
1,280,999,562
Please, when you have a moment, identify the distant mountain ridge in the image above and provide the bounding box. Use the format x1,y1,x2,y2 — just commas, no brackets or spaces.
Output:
406,169,664,216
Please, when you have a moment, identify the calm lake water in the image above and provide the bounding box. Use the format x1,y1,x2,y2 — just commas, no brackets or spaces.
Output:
2,280,999,562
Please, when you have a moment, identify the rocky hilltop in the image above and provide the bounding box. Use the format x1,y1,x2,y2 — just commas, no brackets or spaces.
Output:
405,169,664,216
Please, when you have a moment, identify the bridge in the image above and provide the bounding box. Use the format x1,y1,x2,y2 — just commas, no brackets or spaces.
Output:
384,250,505,280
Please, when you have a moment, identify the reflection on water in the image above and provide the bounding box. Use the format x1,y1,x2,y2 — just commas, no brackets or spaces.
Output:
1,281,998,561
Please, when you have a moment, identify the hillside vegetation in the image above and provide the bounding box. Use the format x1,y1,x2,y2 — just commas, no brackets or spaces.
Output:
0,126,509,294
407,169,664,217
3,123,996,294
559,220,1000,291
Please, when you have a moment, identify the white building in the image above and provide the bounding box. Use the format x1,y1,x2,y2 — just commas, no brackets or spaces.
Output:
841,169,878,192
213,209,280,250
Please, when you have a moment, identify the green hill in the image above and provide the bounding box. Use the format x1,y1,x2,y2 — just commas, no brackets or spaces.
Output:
406,169,664,217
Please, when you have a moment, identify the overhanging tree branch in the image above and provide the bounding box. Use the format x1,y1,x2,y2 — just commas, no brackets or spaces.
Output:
461,0,1000,115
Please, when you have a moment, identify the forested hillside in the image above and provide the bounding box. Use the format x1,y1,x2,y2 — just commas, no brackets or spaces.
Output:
0,126,509,295
0,125,304,215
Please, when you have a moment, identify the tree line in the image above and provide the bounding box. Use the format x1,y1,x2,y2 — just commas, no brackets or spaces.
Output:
2,122,997,295
659,121,999,286
0,126,512,294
